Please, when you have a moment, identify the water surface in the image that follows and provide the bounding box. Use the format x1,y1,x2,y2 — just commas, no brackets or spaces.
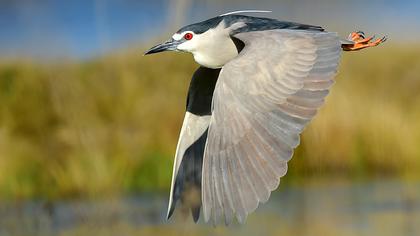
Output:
1,179,419,236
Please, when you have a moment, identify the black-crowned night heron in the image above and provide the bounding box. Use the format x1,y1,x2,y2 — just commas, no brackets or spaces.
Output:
145,10,386,225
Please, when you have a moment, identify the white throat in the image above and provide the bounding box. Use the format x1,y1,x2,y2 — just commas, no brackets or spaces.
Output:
192,40,238,69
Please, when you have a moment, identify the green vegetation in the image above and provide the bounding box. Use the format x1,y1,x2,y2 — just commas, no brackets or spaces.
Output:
0,45,419,200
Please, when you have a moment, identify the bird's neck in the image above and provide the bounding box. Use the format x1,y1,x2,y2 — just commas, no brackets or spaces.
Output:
190,22,240,69
192,38,239,69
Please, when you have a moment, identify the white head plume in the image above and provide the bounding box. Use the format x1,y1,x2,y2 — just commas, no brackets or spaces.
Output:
219,10,272,16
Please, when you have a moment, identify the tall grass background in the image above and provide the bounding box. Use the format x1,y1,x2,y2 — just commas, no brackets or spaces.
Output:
0,44,419,200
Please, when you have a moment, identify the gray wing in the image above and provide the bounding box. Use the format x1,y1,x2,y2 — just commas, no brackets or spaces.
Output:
202,30,341,225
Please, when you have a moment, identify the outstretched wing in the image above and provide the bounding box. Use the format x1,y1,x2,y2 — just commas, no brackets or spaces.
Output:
167,67,220,222
202,30,341,225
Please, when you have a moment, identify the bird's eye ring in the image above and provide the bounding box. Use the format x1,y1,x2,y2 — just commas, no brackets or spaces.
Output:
184,33,193,40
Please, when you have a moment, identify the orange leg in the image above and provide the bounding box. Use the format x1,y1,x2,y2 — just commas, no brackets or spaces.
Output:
342,31,387,51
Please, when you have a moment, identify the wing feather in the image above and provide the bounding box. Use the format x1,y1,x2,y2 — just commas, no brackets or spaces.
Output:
202,29,341,224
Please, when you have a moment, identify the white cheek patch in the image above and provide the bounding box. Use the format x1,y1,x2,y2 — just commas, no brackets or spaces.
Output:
177,41,192,51
172,33,183,41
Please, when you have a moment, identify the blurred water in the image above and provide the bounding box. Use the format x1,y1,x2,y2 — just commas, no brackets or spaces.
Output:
1,179,419,236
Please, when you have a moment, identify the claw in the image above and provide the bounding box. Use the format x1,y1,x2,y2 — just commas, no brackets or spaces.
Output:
342,31,387,51
357,35,375,44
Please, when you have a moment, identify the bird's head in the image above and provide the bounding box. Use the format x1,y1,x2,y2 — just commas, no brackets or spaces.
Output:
144,12,273,68
144,11,274,58
144,15,229,55
144,16,247,68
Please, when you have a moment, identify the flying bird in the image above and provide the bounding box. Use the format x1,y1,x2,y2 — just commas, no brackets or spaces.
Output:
144,10,386,225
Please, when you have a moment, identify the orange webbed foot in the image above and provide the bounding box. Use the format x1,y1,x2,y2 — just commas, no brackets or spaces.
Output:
343,31,387,51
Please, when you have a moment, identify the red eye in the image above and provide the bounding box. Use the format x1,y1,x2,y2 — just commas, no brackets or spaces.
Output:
184,33,193,40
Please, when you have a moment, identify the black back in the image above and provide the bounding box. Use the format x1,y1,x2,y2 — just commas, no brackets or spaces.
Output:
186,67,221,116
177,14,324,36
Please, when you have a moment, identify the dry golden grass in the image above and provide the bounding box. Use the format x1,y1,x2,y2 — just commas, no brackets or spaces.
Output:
0,44,419,199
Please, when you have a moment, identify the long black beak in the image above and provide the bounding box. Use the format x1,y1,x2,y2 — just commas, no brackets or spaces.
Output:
144,39,178,55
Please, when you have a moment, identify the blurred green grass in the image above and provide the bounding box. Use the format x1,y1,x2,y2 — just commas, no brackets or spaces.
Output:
0,44,419,200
